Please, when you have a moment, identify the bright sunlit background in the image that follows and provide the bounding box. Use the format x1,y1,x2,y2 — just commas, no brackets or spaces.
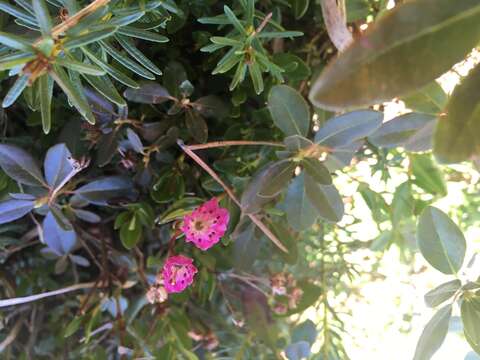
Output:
306,48,480,360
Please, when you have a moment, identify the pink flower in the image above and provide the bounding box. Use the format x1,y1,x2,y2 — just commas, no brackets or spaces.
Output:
181,198,229,251
162,255,198,293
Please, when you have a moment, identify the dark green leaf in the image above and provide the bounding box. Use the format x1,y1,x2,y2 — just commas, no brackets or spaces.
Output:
302,158,332,185
0,144,45,186
290,0,309,19
120,216,142,249
115,35,162,75
309,1,480,110
416,206,466,274
185,110,208,143
55,57,106,76
248,61,264,95
369,113,435,149
64,27,118,50
268,85,310,137
284,174,317,231
257,160,296,198
315,110,382,148
304,174,343,223
50,65,96,124
223,5,246,35
0,199,35,224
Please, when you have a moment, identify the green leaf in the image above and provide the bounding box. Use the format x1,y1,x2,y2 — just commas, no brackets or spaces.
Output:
0,1,37,26
223,5,246,35
0,144,45,187
55,57,105,76
434,63,480,163
38,74,53,134
257,160,296,198
315,110,382,148
290,0,310,19
64,316,84,338
64,27,118,50
115,35,162,75
410,154,447,197
212,48,242,74
2,74,29,108
151,172,185,204
416,206,466,274
248,61,264,95
82,74,126,106
120,216,142,249
0,52,35,71
256,31,304,39
462,297,480,353
304,174,343,223
82,47,139,89
50,65,96,124
424,279,461,308
301,158,332,185
233,218,259,271
100,40,155,80
358,183,389,223
285,174,317,231
268,85,310,137
0,31,34,51
210,36,243,47
185,110,208,143
402,81,448,115
368,113,435,150
309,1,480,110
117,27,169,42
32,0,52,37
413,304,452,360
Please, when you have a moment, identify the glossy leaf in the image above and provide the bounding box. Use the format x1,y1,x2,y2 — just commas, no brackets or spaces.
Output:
302,158,332,185
117,27,169,42
0,31,34,51
43,211,76,256
38,74,54,134
413,304,452,360
2,74,29,108
75,176,134,205
0,199,35,224
309,1,480,110
284,174,317,231
126,128,143,153
32,0,52,37
304,174,344,223
424,279,461,308
369,113,435,149
64,27,118,50
416,206,466,274
315,110,382,148
434,63,480,163
257,160,296,198
268,85,310,137
185,110,208,143
0,144,46,186
44,143,75,189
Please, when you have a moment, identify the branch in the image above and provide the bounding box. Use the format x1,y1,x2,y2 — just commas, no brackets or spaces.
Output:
0,282,107,308
51,0,112,40
320,0,353,52
178,140,288,253
185,140,284,151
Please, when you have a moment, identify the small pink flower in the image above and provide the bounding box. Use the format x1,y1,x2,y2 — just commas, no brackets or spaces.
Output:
181,198,229,251
162,255,198,293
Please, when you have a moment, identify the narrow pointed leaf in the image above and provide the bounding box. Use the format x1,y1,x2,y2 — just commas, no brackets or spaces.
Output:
39,74,54,133
55,57,105,76
64,27,118,50
117,27,169,42
2,74,29,108
115,35,162,75
424,280,461,308
32,0,52,37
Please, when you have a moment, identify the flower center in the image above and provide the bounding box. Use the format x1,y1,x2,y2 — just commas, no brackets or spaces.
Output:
193,220,206,231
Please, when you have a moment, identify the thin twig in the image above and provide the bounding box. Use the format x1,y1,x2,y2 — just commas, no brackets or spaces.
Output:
50,0,112,40
0,316,24,353
186,140,284,151
252,12,273,36
0,282,108,308
178,140,288,253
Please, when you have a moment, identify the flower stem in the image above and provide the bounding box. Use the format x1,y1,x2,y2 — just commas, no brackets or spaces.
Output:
178,140,288,253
